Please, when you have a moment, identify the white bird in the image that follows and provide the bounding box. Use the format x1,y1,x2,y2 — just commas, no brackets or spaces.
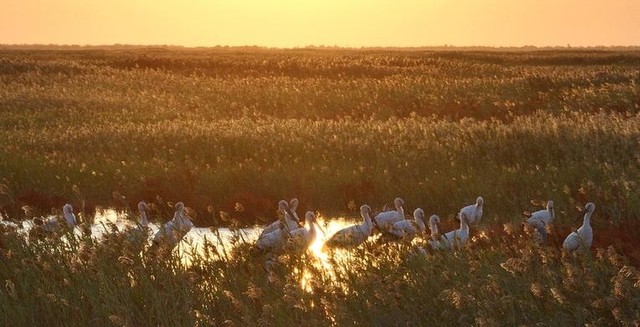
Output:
563,202,596,252
289,211,318,250
172,202,194,230
259,199,299,237
524,200,554,244
435,214,470,250
427,214,441,249
62,203,77,228
32,203,76,233
152,202,193,249
373,197,405,231
126,201,150,245
458,196,483,226
389,208,427,241
288,198,301,222
255,220,290,254
325,204,373,249
255,201,298,254
137,201,150,228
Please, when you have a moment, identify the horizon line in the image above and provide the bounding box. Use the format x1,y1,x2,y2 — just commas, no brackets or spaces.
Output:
2,43,640,51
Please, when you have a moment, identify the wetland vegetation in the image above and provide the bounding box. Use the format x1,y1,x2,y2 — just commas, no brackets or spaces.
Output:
1,46,639,325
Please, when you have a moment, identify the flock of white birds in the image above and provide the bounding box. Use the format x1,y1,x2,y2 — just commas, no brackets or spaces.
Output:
15,195,596,257
253,196,597,257
26,201,195,251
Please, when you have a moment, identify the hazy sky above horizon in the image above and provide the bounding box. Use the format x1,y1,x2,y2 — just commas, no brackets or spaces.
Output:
1,0,639,48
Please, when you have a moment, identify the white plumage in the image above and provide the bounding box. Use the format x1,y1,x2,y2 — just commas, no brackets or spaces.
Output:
152,202,193,249
325,205,373,249
434,214,470,250
255,201,297,254
458,196,483,226
255,221,290,254
389,208,426,241
563,202,595,252
289,211,318,250
126,201,150,246
137,201,150,228
259,199,299,237
524,200,554,244
288,198,301,222
63,204,77,228
427,214,441,249
32,203,76,233
373,197,405,231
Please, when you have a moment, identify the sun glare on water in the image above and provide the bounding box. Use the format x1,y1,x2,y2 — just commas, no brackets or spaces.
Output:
298,216,360,292
48,207,362,286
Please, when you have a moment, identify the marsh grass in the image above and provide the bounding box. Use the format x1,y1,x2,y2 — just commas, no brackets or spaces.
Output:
1,218,639,326
1,48,639,225
1,47,639,324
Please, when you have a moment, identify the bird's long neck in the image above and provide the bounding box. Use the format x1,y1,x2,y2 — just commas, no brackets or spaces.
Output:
282,204,297,225
459,218,469,233
308,219,316,236
140,210,148,227
286,212,296,224
363,212,372,231
305,216,313,231
394,200,403,213
550,207,555,221
65,213,76,226
173,210,184,227
289,203,299,222
429,219,438,237
583,211,592,228
415,216,426,232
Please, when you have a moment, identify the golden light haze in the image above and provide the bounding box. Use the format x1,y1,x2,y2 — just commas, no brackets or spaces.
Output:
1,0,638,47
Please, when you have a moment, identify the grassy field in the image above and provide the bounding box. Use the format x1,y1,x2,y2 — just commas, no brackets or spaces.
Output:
0,47,639,325
1,218,639,326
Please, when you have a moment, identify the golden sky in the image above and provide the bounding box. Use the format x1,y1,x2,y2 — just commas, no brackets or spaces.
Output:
1,0,639,47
